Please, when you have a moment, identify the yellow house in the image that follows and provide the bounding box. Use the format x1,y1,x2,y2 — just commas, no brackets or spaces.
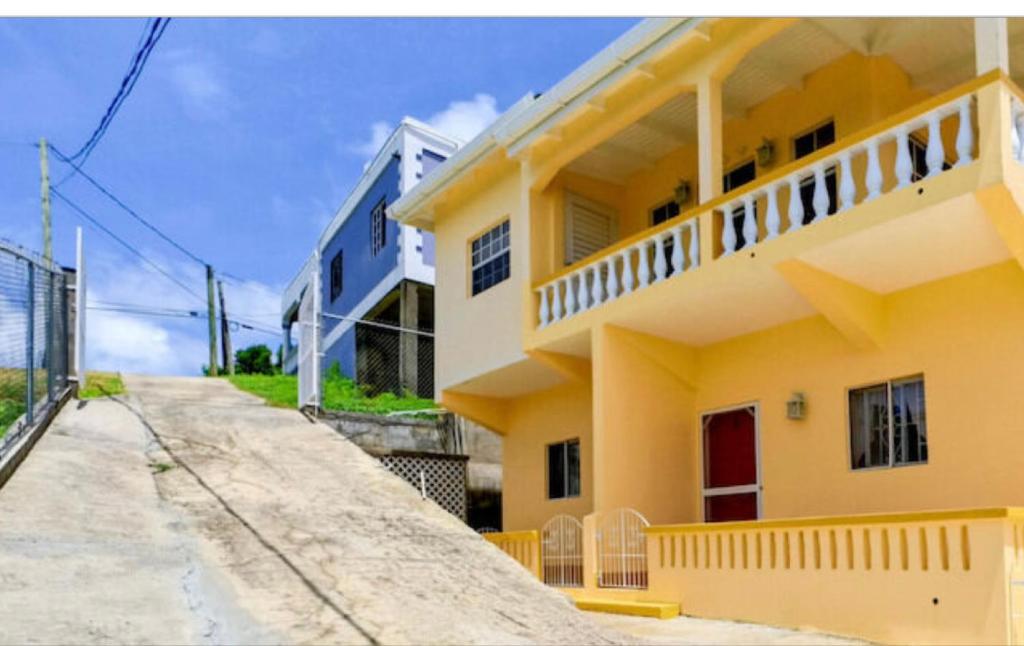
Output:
391,17,1024,644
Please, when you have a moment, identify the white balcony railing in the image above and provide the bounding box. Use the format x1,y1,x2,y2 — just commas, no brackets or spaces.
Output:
536,217,700,329
531,73,1010,332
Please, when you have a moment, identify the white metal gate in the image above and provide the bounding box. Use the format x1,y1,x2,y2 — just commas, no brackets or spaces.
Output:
541,514,583,588
297,252,320,410
596,508,649,589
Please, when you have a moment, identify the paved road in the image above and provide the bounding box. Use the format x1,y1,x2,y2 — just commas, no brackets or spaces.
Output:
0,376,625,645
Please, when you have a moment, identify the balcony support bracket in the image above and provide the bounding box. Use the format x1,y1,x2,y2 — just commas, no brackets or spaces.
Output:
526,350,592,384
977,183,1024,273
440,390,511,436
776,259,885,351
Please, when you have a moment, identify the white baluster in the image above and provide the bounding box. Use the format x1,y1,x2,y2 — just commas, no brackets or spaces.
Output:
865,139,883,200
653,234,668,282
764,184,780,240
787,176,804,231
551,281,563,321
955,97,973,167
605,256,619,300
621,249,635,294
925,112,944,177
671,226,684,276
811,166,829,223
537,287,550,328
838,151,855,212
895,127,913,188
591,265,603,306
636,241,651,287
741,195,757,249
563,275,577,316
721,206,738,256
688,219,699,269
576,270,589,311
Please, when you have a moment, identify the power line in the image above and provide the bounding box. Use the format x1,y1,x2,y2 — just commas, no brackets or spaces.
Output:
50,187,207,305
86,304,279,337
61,18,171,171
49,144,207,266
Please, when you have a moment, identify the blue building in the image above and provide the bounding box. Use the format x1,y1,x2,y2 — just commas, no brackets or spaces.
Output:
282,119,459,398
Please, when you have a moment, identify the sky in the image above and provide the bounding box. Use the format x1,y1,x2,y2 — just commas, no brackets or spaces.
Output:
0,17,638,375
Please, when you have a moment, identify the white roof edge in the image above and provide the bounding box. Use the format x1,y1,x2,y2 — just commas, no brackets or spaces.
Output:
390,17,705,226
317,118,460,251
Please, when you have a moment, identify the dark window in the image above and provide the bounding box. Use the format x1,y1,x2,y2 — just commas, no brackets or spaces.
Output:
850,376,927,470
723,161,757,248
651,199,680,226
470,220,510,296
909,135,951,182
330,250,343,302
794,121,837,224
548,438,581,499
420,149,447,177
371,199,386,257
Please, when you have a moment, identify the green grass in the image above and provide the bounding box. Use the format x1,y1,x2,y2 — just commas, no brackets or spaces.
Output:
79,372,125,399
0,369,29,438
227,369,437,416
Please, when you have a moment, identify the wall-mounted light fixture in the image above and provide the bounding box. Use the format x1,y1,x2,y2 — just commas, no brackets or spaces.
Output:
756,138,775,168
674,180,691,206
786,392,806,420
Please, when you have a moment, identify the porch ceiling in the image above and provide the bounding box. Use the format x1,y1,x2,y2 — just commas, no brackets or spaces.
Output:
564,18,994,187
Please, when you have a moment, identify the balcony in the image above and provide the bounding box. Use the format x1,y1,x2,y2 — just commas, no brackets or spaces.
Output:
529,72,1024,355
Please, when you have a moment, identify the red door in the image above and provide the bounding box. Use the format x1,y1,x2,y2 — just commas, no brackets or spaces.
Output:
702,406,760,522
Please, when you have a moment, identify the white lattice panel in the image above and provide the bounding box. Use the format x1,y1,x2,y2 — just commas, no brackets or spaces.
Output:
379,453,468,521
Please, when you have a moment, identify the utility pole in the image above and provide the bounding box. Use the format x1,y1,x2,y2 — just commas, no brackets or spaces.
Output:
206,264,218,376
217,280,234,375
39,137,52,263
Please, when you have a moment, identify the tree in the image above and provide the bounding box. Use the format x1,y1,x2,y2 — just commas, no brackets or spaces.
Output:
235,344,275,375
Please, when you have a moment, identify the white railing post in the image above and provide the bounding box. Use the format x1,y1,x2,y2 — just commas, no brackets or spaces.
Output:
688,219,700,269
551,280,564,321
787,176,804,231
563,275,577,317
653,234,668,282
671,225,684,276
811,166,829,223
621,248,635,294
764,184,780,240
865,138,883,200
591,264,604,306
895,127,913,187
721,208,737,255
955,97,974,167
741,195,757,249
576,270,590,311
925,112,945,177
636,242,651,287
838,151,856,212
606,256,619,300
537,286,550,328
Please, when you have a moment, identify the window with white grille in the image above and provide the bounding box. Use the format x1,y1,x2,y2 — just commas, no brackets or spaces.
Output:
371,198,386,257
470,220,510,296
850,376,927,470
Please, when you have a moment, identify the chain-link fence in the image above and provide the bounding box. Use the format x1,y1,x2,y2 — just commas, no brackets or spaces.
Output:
0,241,71,455
353,320,434,399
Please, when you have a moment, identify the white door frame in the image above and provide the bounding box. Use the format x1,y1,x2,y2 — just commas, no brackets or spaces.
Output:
699,402,762,522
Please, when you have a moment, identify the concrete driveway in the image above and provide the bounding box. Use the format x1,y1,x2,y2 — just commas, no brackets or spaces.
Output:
0,376,625,645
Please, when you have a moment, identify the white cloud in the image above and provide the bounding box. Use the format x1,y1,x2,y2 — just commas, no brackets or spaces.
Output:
82,249,281,376
424,93,500,144
165,49,234,122
347,93,501,163
349,120,393,160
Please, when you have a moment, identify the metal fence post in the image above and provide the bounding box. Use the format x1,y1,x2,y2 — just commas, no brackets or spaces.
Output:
46,269,55,403
25,262,34,425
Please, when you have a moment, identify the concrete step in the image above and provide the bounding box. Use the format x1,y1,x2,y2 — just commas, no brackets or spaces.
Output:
574,598,680,620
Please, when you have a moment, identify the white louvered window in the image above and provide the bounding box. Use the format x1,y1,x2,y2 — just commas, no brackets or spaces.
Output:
564,192,617,265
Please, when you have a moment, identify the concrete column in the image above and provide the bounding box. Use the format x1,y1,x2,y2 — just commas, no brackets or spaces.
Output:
399,280,419,396
697,76,723,205
975,18,1008,75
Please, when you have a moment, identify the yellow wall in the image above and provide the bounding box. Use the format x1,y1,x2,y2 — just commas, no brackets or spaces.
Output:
432,168,526,393
503,380,595,531
697,260,1024,520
